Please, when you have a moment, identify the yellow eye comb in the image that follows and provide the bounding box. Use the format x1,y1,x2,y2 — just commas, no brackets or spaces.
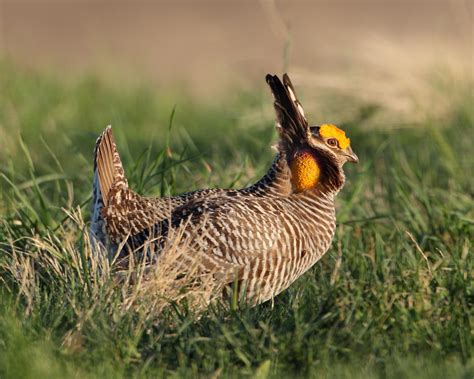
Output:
319,124,350,149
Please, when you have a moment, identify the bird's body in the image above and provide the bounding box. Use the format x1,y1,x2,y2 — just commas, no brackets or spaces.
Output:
90,74,358,305
164,190,337,303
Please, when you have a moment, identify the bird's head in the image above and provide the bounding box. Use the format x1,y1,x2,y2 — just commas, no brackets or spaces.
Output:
307,124,358,165
266,74,358,194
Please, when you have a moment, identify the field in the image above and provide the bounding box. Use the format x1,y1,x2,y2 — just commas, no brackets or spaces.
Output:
0,60,473,378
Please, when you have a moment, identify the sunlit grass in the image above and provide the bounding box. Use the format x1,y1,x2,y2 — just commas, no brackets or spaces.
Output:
0,61,473,378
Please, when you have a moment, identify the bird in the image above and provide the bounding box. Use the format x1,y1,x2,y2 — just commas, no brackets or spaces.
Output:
90,73,358,305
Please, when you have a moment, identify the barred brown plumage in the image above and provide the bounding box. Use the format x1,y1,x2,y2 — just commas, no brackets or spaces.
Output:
90,73,359,305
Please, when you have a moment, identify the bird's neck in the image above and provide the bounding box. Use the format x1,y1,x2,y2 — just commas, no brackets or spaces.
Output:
316,152,345,195
245,149,345,198
245,154,292,196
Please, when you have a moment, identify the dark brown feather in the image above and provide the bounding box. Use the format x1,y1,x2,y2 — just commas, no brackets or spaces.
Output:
265,74,308,152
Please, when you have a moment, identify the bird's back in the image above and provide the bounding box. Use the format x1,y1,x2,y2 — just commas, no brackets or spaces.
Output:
91,127,292,248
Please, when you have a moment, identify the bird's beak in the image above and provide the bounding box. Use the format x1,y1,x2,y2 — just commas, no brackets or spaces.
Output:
344,146,359,163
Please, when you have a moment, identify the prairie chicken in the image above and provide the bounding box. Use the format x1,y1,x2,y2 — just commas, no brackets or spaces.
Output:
90,74,358,304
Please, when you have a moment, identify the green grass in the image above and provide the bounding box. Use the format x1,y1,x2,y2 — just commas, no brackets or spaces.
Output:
0,60,473,378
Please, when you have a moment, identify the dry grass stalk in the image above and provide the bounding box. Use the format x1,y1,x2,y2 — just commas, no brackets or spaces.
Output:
0,207,230,323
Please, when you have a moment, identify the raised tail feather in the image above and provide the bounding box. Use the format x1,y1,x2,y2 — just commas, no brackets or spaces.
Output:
90,126,128,246
94,126,128,204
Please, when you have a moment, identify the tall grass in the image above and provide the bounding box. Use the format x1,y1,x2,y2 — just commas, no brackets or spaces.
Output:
0,61,473,378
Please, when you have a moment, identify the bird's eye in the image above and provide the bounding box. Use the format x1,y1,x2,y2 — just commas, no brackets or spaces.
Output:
327,138,338,147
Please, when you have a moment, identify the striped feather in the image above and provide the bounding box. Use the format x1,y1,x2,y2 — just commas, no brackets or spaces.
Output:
90,74,350,305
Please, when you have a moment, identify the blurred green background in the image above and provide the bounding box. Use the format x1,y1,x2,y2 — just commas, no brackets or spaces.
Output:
0,1,473,378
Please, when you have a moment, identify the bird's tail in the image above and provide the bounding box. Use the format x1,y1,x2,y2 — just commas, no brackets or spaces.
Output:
90,126,128,245
94,126,128,204
265,73,309,154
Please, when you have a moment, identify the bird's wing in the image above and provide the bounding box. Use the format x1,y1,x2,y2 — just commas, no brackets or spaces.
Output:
166,196,286,266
